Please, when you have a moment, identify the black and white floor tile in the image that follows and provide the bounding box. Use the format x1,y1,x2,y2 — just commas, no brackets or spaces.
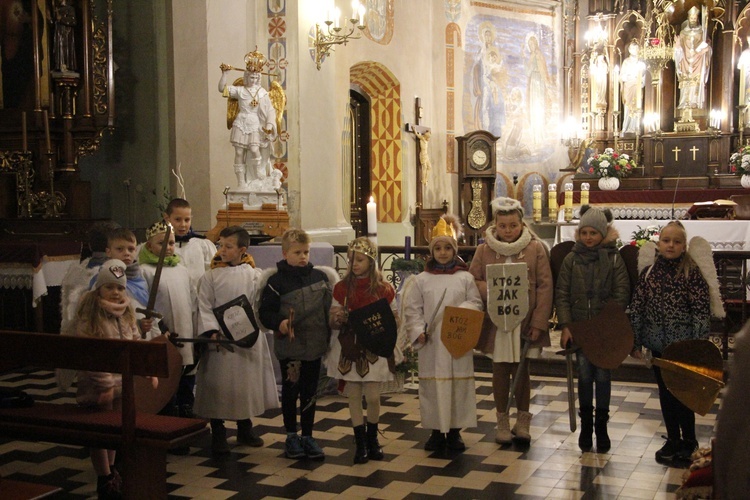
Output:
0,366,716,499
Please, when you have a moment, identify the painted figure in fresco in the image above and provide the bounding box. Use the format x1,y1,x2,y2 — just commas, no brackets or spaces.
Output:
365,0,387,42
473,22,504,137
52,0,76,72
219,62,277,188
589,40,608,113
620,41,643,135
673,6,711,113
501,87,531,160
525,33,550,149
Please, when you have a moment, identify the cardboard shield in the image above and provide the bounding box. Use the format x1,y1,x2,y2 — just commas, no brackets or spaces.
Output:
133,335,183,414
348,298,398,358
567,300,634,370
486,263,529,332
213,294,259,348
441,306,485,359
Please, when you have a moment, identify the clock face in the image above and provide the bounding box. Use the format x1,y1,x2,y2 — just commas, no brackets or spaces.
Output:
470,143,491,171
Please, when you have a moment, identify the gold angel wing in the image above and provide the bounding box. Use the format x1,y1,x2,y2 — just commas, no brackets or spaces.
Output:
226,77,244,130
268,80,286,134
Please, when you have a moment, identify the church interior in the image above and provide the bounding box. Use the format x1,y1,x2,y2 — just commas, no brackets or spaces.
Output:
0,0,747,498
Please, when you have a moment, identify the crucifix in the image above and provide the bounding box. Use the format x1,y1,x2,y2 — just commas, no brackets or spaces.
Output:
672,146,682,161
690,146,699,161
405,96,435,244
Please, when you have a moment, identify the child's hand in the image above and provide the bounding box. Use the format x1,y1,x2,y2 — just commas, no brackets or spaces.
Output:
279,319,289,335
97,387,115,406
527,327,543,342
416,333,426,344
140,318,154,334
149,376,159,389
630,348,643,359
559,327,573,349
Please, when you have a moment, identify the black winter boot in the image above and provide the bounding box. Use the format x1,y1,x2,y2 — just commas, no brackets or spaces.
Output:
353,424,369,464
211,419,230,455
594,408,611,453
237,419,264,447
578,406,594,452
446,428,466,451
366,421,384,460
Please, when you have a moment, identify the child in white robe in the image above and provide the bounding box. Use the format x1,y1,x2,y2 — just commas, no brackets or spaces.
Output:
402,214,483,451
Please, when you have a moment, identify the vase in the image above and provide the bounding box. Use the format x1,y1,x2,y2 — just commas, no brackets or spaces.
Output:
742,174,750,189
598,177,620,191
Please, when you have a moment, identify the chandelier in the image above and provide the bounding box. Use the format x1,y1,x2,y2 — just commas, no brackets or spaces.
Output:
310,1,367,70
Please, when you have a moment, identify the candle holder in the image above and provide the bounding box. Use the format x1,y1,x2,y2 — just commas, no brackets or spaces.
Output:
532,184,542,222
548,184,557,223
564,183,574,222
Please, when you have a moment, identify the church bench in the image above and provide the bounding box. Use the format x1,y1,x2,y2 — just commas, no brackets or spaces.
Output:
0,330,209,499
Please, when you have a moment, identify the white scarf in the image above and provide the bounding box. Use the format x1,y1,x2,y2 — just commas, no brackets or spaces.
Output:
484,226,532,258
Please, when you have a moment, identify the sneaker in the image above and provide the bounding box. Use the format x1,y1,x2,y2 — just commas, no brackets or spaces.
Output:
424,430,446,451
655,438,680,463
676,439,699,463
301,435,325,460
284,433,305,459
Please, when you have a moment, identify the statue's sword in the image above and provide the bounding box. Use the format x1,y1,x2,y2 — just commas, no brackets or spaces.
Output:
557,343,578,432
136,224,170,338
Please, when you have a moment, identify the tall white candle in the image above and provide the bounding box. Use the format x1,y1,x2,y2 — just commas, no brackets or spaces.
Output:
613,65,620,112
367,196,377,235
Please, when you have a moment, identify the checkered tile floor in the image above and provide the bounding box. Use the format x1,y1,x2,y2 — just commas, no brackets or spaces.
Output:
0,369,716,499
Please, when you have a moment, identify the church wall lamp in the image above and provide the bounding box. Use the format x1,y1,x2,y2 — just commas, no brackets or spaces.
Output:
310,1,367,70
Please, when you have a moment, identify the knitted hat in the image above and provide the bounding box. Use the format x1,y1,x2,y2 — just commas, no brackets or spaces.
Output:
578,205,611,237
145,220,172,241
491,196,524,219
94,259,127,290
348,237,377,261
429,214,461,254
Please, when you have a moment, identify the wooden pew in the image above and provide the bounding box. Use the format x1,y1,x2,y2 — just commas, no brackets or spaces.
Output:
0,330,209,499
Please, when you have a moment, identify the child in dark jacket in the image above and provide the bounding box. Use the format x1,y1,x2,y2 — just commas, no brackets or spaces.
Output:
555,205,630,453
258,228,338,460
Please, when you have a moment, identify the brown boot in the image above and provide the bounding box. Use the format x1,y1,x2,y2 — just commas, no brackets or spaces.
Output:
495,411,512,444
511,411,532,444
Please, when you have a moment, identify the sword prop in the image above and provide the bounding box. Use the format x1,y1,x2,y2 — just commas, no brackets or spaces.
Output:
167,332,254,352
416,288,447,350
556,342,579,432
506,337,531,413
136,223,171,338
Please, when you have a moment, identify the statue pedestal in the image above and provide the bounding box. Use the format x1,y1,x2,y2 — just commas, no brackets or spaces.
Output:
227,188,282,210
206,202,289,242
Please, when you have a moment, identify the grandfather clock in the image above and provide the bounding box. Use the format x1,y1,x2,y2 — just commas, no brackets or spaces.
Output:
456,130,499,245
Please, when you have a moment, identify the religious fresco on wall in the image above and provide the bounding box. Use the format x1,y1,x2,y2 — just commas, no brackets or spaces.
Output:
364,0,393,45
266,0,288,180
462,15,561,168
445,0,461,23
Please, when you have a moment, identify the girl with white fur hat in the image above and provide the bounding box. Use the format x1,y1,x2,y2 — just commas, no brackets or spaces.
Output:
402,214,483,452
468,197,553,446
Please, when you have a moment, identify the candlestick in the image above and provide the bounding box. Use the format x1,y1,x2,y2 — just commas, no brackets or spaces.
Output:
580,182,590,206
21,111,27,151
43,110,51,152
404,236,411,260
613,65,620,113
564,183,573,222
367,196,377,235
532,184,542,222
548,184,557,222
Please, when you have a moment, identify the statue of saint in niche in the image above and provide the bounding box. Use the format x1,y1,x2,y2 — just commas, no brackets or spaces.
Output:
52,0,77,73
673,6,711,121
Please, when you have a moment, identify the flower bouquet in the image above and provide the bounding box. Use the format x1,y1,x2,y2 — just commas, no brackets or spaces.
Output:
729,145,750,176
586,148,636,179
630,224,662,247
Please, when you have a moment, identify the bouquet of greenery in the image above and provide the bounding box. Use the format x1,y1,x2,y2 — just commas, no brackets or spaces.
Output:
586,148,636,179
729,145,750,176
629,224,662,247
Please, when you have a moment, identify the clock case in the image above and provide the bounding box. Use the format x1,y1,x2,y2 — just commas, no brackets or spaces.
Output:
456,130,499,245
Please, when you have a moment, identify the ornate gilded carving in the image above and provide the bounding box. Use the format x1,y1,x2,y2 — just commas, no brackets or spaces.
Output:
77,132,104,158
91,5,109,115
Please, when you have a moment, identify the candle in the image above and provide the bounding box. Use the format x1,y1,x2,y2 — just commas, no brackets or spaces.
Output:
43,110,51,151
581,182,590,206
532,184,542,222
636,63,644,109
613,65,620,113
548,184,557,221
564,183,573,209
404,236,411,260
21,111,27,151
334,7,340,28
367,196,377,235
740,55,747,108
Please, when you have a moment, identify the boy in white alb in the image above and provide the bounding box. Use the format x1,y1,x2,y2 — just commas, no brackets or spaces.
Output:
163,198,217,290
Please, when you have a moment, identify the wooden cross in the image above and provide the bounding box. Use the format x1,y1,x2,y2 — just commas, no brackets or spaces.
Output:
672,146,682,161
405,96,431,220
690,146,699,161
